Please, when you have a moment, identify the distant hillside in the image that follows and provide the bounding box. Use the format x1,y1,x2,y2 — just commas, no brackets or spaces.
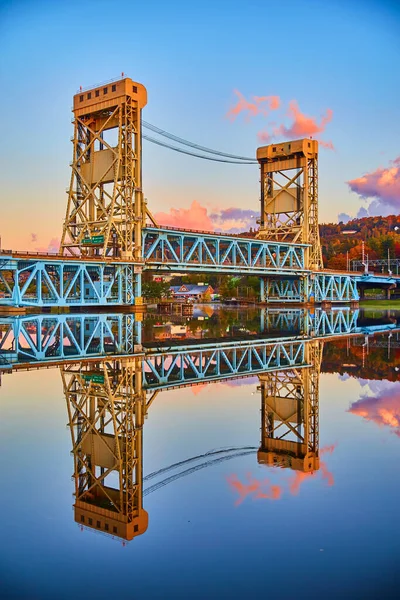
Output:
241,215,400,269
321,215,400,269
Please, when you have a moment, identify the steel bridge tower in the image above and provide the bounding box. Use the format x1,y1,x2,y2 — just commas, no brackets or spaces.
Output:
257,340,322,472
62,357,148,541
61,77,155,261
257,139,323,272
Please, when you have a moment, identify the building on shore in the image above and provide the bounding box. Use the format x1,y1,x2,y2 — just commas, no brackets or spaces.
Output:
169,283,214,301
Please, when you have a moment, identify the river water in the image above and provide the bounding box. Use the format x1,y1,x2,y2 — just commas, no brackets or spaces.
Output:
0,306,399,599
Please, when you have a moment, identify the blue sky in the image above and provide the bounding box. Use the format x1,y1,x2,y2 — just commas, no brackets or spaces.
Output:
0,0,399,248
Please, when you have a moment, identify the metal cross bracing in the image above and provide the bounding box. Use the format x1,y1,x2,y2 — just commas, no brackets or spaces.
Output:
261,274,360,303
0,313,141,368
312,273,359,303
142,227,307,275
306,307,359,337
142,339,309,390
258,340,322,472
61,78,158,261
3,75,400,309
0,256,141,307
261,278,304,303
63,356,148,541
259,308,305,335
257,139,323,271
260,307,360,337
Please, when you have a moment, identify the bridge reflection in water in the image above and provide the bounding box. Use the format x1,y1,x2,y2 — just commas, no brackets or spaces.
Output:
0,309,398,541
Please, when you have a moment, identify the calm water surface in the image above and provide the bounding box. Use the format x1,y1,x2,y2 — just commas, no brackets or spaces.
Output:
1,306,399,599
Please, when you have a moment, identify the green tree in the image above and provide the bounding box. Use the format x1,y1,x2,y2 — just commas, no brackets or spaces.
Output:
142,280,171,299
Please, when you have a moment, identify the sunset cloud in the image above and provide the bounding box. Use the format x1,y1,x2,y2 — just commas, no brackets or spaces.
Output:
154,201,258,233
155,200,213,231
347,156,400,217
258,100,334,149
349,383,400,436
227,473,282,505
226,90,280,121
228,445,335,505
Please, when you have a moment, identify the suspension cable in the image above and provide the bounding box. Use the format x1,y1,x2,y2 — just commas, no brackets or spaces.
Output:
143,134,257,164
143,121,257,163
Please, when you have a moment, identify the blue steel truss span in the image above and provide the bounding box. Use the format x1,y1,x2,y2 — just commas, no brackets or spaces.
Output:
142,338,307,390
313,274,360,303
142,227,307,275
0,313,141,368
0,256,141,307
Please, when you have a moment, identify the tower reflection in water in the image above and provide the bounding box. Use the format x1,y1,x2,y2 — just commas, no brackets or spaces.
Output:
62,341,323,542
63,357,149,541
258,340,321,473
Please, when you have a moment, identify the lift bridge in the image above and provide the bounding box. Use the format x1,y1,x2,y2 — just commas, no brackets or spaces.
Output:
0,76,397,309
1,311,397,541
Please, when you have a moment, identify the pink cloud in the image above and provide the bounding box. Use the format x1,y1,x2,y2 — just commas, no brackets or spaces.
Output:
347,156,400,217
228,445,335,505
258,100,334,149
349,384,400,436
155,200,212,231
227,473,282,505
154,201,258,233
226,90,280,121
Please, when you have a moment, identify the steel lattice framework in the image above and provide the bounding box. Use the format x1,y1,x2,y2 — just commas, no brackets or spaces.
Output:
61,78,150,261
142,227,307,275
0,256,140,307
257,139,323,271
261,274,361,303
0,313,141,368
143,339,309,390
60,339,327,541
258,340,322,472
312,273,359,303
63,358,148,541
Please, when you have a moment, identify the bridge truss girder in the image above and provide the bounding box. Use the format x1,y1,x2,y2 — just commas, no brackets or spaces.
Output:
261,274,360,303
0,313,141,367
0,258,140,307
3,309,398,374
143,227,307,275
312,274,359,303
143,338,309,390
